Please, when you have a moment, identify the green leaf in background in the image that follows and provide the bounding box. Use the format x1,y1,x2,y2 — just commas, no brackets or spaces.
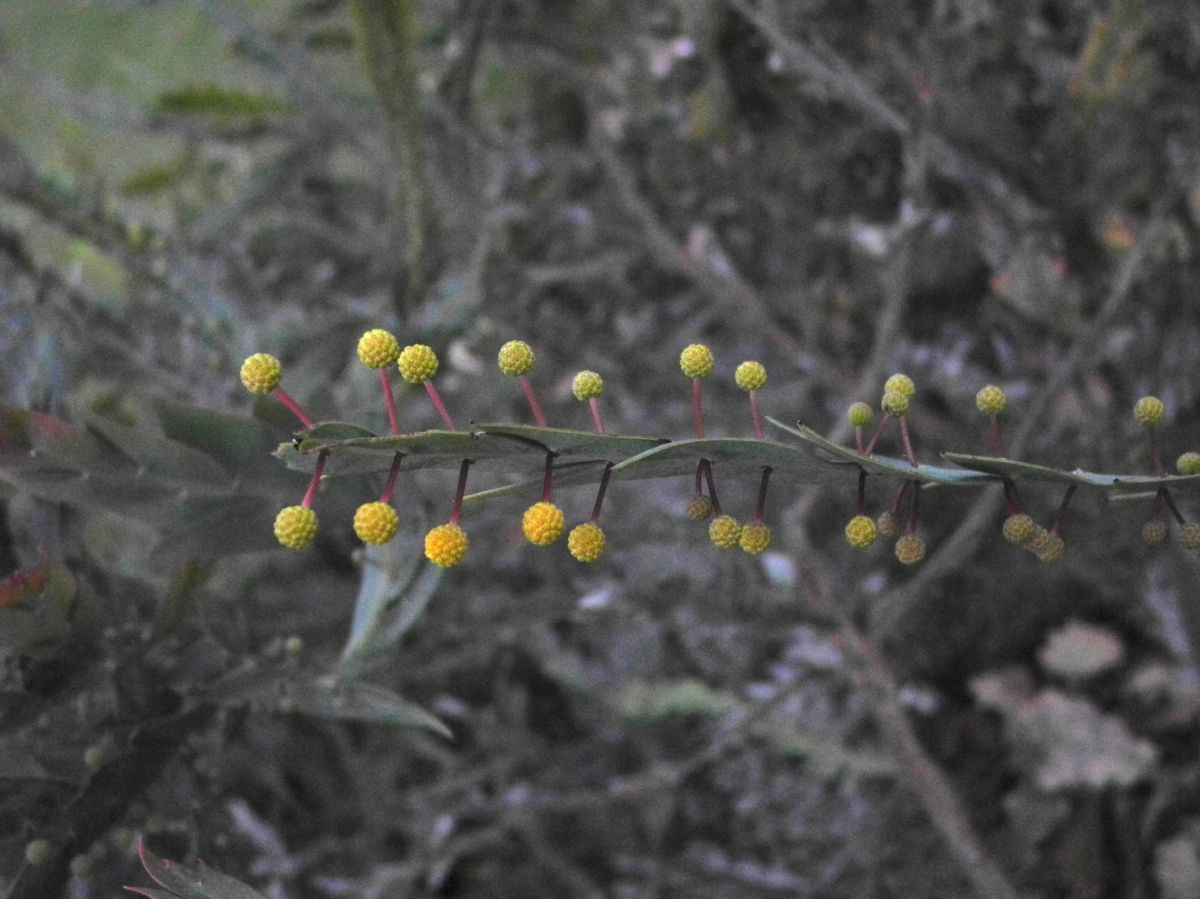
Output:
203,667,452,739
83,412,231,486
155,84,291,122
942,452,1200,494
768,418,1000,486
131,838,268,899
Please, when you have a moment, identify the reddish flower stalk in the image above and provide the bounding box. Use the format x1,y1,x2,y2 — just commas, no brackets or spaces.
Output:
379,369,402,434
862,414,893,457
520,377,548,427
589,398,605,434
424,382,456,430
273,388,315,429
301,451,329,508
449,459,472,525
754,467,772,523
540,452,556,503
1147,427,1167,477
898,416,919,468
590,462,614,523
857,470,868,515
855,426,865,456
748,391,764,440
701,459,722,515
988,417,1007,457
693,378,706,439
1048,484,1077,537
906,480,921,536
1002,479,1024,515
379,453,405,504
1161,487,1187,526
889,479,912,519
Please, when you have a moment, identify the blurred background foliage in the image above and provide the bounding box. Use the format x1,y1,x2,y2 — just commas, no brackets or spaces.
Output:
3,0,1200,896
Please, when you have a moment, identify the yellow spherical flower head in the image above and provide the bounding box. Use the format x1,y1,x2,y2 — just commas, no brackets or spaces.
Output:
847,402,874,428
734,361,767,391
894,534,925,565
498,340,536,377
1142,520,1167,546
739,523,771,555
709,514,741,549
1134,395,1165,426
884,373,915,398
274,505,318,550
357,329,400,369
679,343,715,380
1025,526,1051,553
685,495,713,521
1037,534,1066,563
354,501,399,545
398,344,439,384
568,522,606,562
425,523,469,568
522,501,565,546
1002,513,1035,545
1177,452,1200,476
240,353,282,395
572,370,604,401
844,515,877,549
1181,523,1200,551
976,385,1007,417
881,389,910,416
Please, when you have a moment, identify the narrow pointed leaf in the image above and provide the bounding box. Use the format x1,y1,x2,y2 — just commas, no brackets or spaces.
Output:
768,418,998,485
135,839,268,899
943,452,1200,494
473,423,668,457
278,427,547,476
203,667,452,738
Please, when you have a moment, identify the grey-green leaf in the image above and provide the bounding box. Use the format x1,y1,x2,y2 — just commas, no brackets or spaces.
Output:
134,838,268,899
942,452,1200,494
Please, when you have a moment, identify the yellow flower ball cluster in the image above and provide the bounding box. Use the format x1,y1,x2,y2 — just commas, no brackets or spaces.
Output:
734,361,767,391
425,523,469,568
240,353,282,395
357,329,400,369
844,515,877,549
398,344,440,384
679,343,715,379
522,502,565,546
498,340,536,377
572,370,604,401
354,502,399,545
568,523,606,562
274,506,318,550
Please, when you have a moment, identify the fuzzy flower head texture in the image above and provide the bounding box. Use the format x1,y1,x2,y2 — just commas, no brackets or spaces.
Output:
1002,513,1035,546
845,515,877,549
708,514,741,549
398,344,440,384
274,506,318,550
685,495,714,521
739,523,771,555
240,353,282,395
847,402,874,428
354,502,399,546
568,522,607,562
522,502,565,546
572,370,605,401
734,361,767,391
679,343,715,379
1134,395,1165,427
357,329,400,369
498,340,536,377
425,524,469,568
976,385,1007,417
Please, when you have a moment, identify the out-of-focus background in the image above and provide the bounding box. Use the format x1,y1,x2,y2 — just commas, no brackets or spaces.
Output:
3,1,1200,896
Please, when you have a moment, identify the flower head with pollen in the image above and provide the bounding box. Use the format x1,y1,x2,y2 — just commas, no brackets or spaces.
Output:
735,361,767,391
354,502,399,545
1134,396,1165,427
568,523,606,562
895,534,926,565
1002,513,1035,545
498,340,536,377
357,329,400,369
739,523,771,555
881,390,910,416
884,373,915,398
1037,534,1066,562
685,495,713,521
241,353,282,395
398,344,439,384
425,523,469,567
709,515,741,549
1177,452,1200,476
976,385,1007,417
845,515,877,549
1181,523,1200,551
680,344,715,379
847,402,874,428
274,506,317,550
572,370,604,401
522,501,565,546
1142,520,1167,546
